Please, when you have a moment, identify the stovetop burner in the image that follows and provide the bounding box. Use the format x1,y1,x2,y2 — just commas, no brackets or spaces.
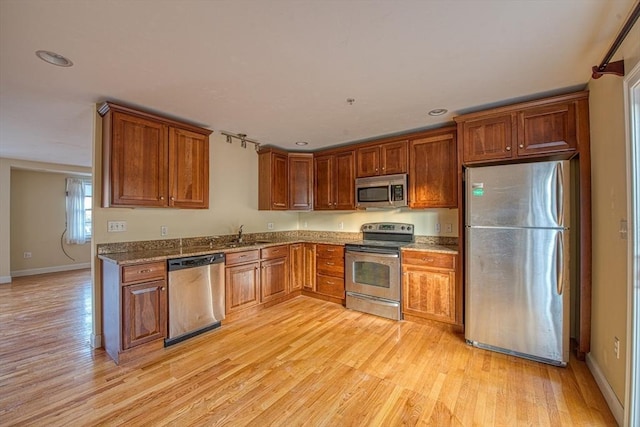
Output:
346,222,415,251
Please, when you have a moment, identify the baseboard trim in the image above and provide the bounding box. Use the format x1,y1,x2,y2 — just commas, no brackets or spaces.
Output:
586,352,624,426
11,263,91,277
0,275,12,284
90,333,102,349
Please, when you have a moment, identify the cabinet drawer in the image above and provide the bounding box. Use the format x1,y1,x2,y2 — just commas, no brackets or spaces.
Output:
402,251,455,270
261,245,289,260
316,274,345,298
226,250,260,266
316,244,344,258
316,257,344,277
122,262,166,284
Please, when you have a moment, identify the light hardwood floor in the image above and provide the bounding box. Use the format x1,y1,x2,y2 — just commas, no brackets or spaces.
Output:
0,270,616,426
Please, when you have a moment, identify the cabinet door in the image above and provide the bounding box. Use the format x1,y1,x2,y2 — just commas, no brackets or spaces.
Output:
462,114,515,164
356,146,380,177
517,102,577,156
380,140,408,175
402,266,456,323
409,132,457,208
314,155,334,210
261,257,288,303
169,127,209,208
289,154,313,210
225,262,260,313
333,151,355,210
303,243,316,291
271,152,289,209
289,244,304,291
122,280,167,349
110,112,168,207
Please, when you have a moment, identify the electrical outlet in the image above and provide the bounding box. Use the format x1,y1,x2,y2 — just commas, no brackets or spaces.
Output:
435,223,441,233
23,251,32,259
268,222,274,230
303,221,308,228
445,223,453,233
339,222,344,230
107,221,127,232
161,226,168,236
614,337,620,359
620,219,628,240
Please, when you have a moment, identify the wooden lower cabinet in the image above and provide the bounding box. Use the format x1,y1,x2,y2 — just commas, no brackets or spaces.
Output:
314,244,345,299
401,250,459,325
303,243,316,291
289,243,304,291
102,260,167,364
261,257,288,302
225,246,290,315
225,260,260,313
122,280,167,349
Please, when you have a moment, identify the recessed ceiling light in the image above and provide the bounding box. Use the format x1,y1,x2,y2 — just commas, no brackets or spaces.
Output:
295,141,309,146
428,108,448,116
35,50,73,67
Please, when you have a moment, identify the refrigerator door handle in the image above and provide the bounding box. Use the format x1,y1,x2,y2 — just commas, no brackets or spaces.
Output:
556,232,564,295
556,163,564,226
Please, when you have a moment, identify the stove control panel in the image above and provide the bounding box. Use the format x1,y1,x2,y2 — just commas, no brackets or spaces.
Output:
361,222,414,234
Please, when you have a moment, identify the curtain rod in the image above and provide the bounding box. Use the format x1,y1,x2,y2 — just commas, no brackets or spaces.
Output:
592,1,640,79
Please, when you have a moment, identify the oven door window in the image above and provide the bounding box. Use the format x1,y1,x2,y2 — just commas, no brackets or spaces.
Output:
357,186,389,203
353,260,391,289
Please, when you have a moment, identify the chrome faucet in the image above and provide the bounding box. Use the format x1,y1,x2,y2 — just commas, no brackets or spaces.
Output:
237,225,244,243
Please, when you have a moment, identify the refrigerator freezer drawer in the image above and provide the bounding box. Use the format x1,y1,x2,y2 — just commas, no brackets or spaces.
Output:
465,226,570,365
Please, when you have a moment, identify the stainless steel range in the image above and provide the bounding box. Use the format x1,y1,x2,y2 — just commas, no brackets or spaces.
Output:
345,222,414,320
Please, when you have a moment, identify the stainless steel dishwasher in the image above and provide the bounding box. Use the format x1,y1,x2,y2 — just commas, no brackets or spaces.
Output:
165,253,225,346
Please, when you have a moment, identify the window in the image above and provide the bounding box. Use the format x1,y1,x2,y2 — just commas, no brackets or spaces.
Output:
84,181,92,238
66,178,91,244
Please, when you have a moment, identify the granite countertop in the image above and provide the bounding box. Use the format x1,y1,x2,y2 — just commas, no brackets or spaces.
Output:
98,233,458,265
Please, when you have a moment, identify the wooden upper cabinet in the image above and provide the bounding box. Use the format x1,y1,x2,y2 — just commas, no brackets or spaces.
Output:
455,91,588,165
517,102,577,156
313,154,334,210
99,102,211,208
258,148,289,210
108,112,169,207
334,151,355,210
356,140,408,177
288,154,313,210
169,128,209,208
409,128,457,208
461,114,514,164
314,149,355,210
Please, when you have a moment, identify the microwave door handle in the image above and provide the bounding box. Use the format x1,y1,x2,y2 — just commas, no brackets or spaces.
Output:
388,185,393,206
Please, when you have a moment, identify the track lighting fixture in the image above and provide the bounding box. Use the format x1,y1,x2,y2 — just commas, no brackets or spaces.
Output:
220,131,261,152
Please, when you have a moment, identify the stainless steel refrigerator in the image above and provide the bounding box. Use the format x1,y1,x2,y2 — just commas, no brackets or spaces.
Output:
465,160,570,366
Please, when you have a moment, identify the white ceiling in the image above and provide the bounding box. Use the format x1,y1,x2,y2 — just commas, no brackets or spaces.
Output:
0,0,635,168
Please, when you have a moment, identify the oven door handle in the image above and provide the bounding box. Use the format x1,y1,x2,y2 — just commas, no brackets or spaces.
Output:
346,248,399,257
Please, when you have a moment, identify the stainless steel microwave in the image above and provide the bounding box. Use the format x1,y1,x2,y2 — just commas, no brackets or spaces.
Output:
355,174,408,208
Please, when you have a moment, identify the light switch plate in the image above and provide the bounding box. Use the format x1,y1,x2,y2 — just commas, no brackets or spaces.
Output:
107,221,127,232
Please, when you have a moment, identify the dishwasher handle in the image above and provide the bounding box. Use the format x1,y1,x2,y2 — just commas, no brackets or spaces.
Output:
168,253,225,271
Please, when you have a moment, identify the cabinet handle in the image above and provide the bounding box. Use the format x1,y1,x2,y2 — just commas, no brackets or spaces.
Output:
505,146,511,151
421,258,434,263
159,196,165,200
170,196,175,201
161,287,166,291
519,144,524,148
327,280,334,285
326,261,335,265
139,269,152,273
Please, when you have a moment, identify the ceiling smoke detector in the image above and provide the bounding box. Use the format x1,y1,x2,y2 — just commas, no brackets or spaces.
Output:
35,50,73,67
428,108,448,116
346,98,356,105
295,141,309,146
